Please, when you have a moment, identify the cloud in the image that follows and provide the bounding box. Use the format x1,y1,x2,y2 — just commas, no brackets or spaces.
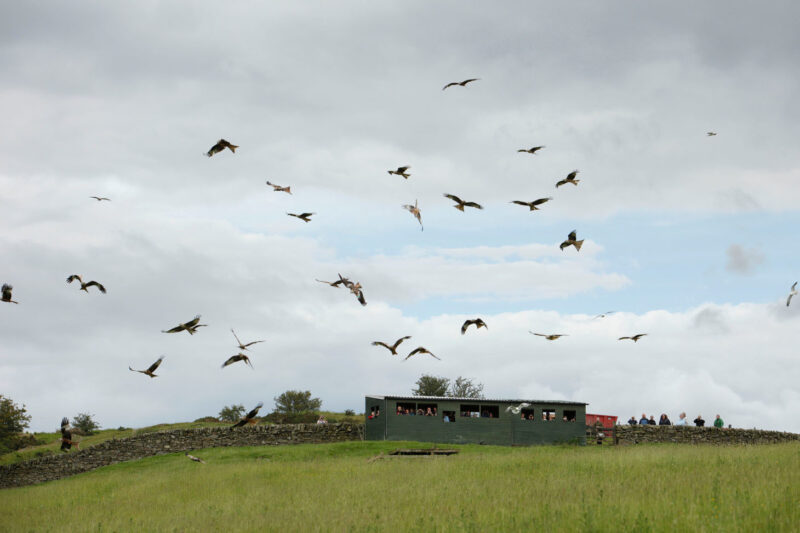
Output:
725,244,765,275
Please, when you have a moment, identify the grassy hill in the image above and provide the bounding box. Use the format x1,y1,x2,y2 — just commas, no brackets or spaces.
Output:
1,440,797,532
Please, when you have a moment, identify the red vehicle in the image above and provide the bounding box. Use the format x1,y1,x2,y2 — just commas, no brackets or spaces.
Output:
585,413,617,427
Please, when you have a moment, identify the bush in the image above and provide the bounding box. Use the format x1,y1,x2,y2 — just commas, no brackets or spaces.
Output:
193,416,220,423
218,405,245,423
0,395,32,453
273,390,322,416
344,409,355,416
72,413,100,435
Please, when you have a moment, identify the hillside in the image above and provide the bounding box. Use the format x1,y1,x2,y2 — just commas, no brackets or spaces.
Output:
1,441,798,532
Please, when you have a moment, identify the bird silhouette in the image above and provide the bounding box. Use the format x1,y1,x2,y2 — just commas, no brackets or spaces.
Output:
1,284,18,304
442,78,480,90
162,315,206,335
287,212,315,223
559,230,584,251
221,353,253,369
404,347,441,361
206,139,238,157
231,329,265,351
402,200,423,231
185,453,206,464
619,334,648,342
231,402,264,429
707,132,717,136
530,332,568,341
505,402,531,414
461,318,488,335
444,194,483,212
66,275,106,293
388,166,411,179
593,311,616,319
129,356,165,378
510,197,552,211
266,181,292,194
89,196,111,202
555,170,580,188
787,282,798,307
517,146,544,154
315,273,351,288
371,336,412,355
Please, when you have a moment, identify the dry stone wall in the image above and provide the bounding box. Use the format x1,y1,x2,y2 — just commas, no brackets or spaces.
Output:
614,425,800,445
0,423,363,489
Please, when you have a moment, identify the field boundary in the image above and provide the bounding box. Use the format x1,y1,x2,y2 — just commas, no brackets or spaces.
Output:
0,423,362,489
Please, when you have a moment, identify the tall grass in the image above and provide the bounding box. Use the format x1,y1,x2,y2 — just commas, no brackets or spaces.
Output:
1,441,797,532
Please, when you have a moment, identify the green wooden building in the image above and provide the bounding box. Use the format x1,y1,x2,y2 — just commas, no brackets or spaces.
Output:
365,395,587,446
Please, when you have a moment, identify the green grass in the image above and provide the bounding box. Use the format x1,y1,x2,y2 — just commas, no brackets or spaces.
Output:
1,441,798,532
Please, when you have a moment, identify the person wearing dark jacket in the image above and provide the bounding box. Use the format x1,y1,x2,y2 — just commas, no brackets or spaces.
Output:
658,414,672,425
694,415,705,427
628,416,637,425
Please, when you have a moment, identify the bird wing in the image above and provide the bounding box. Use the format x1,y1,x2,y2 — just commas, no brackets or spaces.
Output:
443,193,463,204
618,337,631,341
299,213,315,218
792,282,798,291
147,356,165,373
183,315,201,329
532,197,552,206
66,275,82,284
245,402,264,419
442,82,458,90
463,201,483,210
230,329,243,347
392,336,412,349
243,340,264,348
221,355,241,368
634,334,648,340
357,290,367,306
555,179,567,188
461,321,472,334
461,78,480,85
162,324,186,333
371,341,392,351
477,319,487,328
788,293,795,306
85,281,106,293
407,347,426,356
568,230,577,241
510,201,530,206
397,166,410,173
61,417,70,432
567,170,579,180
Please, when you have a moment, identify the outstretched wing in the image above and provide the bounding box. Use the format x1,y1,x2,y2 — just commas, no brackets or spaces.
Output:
392,336,412,350
85,281,106,293
463,201,483,210
460,78,480,86
371,341,392,352
566,170,579,180
396,166,410,174
242,340,264,348
356,290,367,306
511,200,530,207
163,324,185,333
66,274,82,285
555,179,567,188
532,197,552,206
442,82,459,90
530,332,546,337
183,315,201,329
443,193,463,204
568,230,577,241
245,401,264,419
231,329,243,347
147,356,165,373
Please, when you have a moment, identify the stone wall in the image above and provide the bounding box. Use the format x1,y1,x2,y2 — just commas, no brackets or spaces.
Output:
613,425,800,445
0,423,363,490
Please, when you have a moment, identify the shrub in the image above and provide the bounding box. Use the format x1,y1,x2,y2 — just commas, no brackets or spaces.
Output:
344,409,355,416
72,413,100,435
218,405,245,423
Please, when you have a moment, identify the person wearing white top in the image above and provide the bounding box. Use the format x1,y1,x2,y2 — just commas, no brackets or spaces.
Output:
674,412,688,426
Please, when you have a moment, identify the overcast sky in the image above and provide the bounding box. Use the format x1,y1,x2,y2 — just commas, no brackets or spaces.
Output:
2,1,799,433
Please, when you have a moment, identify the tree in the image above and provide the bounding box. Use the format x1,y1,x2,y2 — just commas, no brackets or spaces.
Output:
0,395,32,453
412,375,450,396
273,390,322,416
72,413,100,435
218,404,245,423
448,376,484,399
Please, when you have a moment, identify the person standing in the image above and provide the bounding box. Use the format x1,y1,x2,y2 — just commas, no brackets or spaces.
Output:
694,415,705,427
639,413,649,425
658,414,672,425
714,414,724,428
675,412,688,426
628,416,638,425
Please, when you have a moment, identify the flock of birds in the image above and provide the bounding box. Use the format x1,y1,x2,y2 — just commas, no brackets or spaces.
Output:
3,77,798,459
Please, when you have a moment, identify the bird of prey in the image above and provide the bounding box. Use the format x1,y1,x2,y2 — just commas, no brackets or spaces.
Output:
287,212,315,223
222,353,253,369
510,197,553,211
442,78,480,90
315,273,351,288
505,402,531,414
342,280,367,306
619,334,648,342
265,180,292,194
517,146,544,154
461,318,488,335
231,402,264,429
66,275,106,294
707,132,717,136
388,166,411,179
1,284,18,304
555,170,580,188
185,453,206,464
162,315,207,335
559,230,584,251
402,200,423,231
206,139,238,157
404,347,441,361
593,311,616,319
787,282,798,307
60,417,79,452
231,329,265,351
371,336,412,355
530,332,568,341
89,196,111,202
444,194,483,212
129,356,165,378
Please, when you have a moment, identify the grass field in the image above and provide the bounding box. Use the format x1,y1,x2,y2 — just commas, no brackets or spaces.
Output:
1,441,797,532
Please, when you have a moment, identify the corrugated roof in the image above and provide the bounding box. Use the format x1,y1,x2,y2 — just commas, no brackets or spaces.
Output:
367,394,587,406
